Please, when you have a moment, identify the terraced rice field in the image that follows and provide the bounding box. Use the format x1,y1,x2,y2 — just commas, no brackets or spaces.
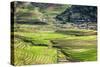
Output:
11,27,97,65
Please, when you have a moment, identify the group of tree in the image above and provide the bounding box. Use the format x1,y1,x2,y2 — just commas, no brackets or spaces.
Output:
56,5,97,24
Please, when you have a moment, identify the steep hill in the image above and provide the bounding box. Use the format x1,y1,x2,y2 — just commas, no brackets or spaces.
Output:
56,5,97,23
12,1,70,25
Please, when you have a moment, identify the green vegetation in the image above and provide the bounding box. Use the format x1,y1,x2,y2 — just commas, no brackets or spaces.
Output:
14,45,57,65
12,26,97,65
11,1,97,66
13,33,57,65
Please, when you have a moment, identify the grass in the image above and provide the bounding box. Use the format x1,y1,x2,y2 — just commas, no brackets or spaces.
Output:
13,37,57,65
68,48,97,61
12,25,97,65
56,29,97,36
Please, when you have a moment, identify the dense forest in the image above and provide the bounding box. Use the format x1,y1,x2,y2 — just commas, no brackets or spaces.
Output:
11,1,97,66
56,5,97,22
